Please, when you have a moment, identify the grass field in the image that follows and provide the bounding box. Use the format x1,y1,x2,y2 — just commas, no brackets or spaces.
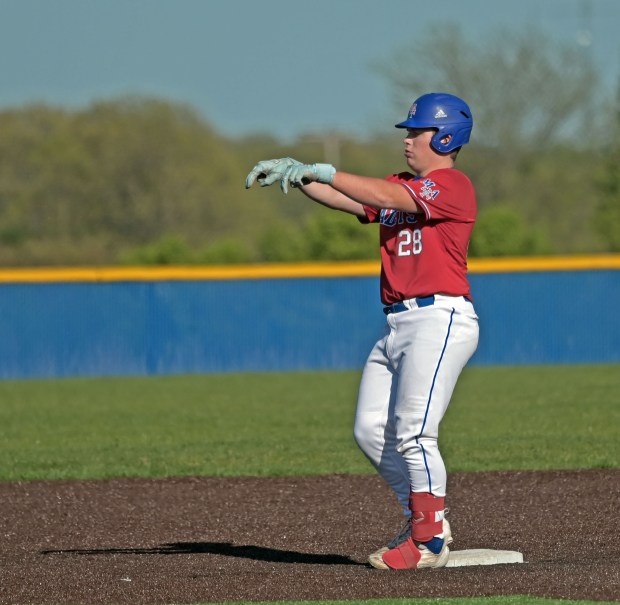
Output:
1,364,618,482
228,596,616,605
2,364,618,605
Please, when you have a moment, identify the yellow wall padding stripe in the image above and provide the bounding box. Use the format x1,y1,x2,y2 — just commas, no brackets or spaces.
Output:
0,262,379,283
468,254,620,273
0,255,618,284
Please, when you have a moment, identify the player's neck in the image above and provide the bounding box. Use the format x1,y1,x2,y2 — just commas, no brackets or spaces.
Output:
416,154,455,177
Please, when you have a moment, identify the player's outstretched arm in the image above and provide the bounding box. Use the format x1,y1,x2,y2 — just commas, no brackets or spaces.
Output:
280,162,420,214
245,157,419,216
297,181,367,217
245,157,366,217
330,171,420,214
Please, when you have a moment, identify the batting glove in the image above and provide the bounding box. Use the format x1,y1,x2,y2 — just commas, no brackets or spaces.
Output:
280,163,336,194
245,157,302,189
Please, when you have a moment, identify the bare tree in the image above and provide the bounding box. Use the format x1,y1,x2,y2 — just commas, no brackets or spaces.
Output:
375,24,602,149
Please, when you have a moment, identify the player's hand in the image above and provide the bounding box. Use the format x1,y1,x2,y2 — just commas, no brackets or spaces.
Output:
280,163,336,194
245,157,302,189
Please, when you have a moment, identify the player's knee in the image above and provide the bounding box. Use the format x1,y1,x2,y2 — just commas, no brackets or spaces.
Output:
396,435,438,457
352,419,368,451
353,415,376,454
394,413,439,450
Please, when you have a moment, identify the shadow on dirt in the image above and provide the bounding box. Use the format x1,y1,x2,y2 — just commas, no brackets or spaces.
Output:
42,541,364,566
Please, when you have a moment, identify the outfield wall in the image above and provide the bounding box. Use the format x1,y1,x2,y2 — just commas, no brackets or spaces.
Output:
0,256,618,379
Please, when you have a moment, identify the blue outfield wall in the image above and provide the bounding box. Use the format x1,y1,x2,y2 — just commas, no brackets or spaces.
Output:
0,266,618,379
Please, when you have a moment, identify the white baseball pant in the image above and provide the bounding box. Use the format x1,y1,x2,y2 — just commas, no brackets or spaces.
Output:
353,295,479,514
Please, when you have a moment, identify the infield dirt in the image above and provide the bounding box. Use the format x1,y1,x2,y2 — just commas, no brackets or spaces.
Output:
1,469,618,604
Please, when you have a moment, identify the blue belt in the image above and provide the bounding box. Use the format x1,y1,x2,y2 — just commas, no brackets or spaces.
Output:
383,295,435,315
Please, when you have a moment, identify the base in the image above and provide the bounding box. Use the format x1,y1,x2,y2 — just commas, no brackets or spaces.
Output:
446,549,524,567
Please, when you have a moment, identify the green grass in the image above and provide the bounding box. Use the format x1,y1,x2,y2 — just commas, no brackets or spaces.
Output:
0,364,618,481
212,595,616,605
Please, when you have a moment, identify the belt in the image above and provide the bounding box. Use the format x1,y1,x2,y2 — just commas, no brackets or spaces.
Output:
383,295,435,315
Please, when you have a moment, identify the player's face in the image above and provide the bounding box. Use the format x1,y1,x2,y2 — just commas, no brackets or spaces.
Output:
403,128,439,175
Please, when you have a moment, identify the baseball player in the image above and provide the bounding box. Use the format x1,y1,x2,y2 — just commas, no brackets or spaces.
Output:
246,92,479,570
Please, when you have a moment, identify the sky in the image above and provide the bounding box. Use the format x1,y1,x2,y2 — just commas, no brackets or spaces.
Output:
0,0,618,141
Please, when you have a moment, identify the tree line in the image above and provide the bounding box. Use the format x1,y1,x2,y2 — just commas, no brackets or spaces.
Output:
0,27,617,266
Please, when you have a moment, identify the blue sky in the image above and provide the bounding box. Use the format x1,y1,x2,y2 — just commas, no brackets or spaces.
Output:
0,0,618,141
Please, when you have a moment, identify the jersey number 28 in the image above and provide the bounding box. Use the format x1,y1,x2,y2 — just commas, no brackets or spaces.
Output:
397,228,423,256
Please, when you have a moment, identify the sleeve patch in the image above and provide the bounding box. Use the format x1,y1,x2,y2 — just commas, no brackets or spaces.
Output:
419,179,440,201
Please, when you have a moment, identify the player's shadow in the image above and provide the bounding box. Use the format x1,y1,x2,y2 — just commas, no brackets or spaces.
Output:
41,541,363,566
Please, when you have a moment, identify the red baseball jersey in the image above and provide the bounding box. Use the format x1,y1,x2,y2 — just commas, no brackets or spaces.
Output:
361,168,476,305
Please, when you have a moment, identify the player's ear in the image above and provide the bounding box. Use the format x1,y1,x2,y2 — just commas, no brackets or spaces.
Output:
440,134,453,145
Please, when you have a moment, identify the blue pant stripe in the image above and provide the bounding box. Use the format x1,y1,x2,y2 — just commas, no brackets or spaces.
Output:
420,442,432,493
417,307,456,492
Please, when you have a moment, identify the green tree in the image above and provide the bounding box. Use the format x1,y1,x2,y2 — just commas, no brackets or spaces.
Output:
198,237,253,264
118,234,194,265
593,85,620,251
303,211,378,261
257,221,309,262
470,205,551,257
0,98,286,265
594,154,620,251
257,212,378,263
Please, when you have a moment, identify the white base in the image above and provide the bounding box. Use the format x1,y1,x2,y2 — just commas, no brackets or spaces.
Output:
446,549,524,567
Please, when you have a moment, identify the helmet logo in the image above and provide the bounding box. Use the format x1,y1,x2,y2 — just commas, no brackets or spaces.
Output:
434,108,448,118
408,103,417,118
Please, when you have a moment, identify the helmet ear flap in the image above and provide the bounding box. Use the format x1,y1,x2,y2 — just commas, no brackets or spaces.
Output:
430,128,452,154
431,123,471,153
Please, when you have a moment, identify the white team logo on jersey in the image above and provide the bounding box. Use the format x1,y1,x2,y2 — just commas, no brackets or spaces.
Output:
419,179,440,201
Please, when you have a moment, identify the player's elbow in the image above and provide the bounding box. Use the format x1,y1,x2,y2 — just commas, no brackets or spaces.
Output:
373,193,420,214
373,183,420,213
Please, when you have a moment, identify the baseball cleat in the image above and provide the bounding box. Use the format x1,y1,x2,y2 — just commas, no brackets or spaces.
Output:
381,536,450,570
368,517,452,570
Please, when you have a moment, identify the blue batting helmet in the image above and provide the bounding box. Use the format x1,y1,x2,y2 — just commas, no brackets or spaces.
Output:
395,92,473,153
